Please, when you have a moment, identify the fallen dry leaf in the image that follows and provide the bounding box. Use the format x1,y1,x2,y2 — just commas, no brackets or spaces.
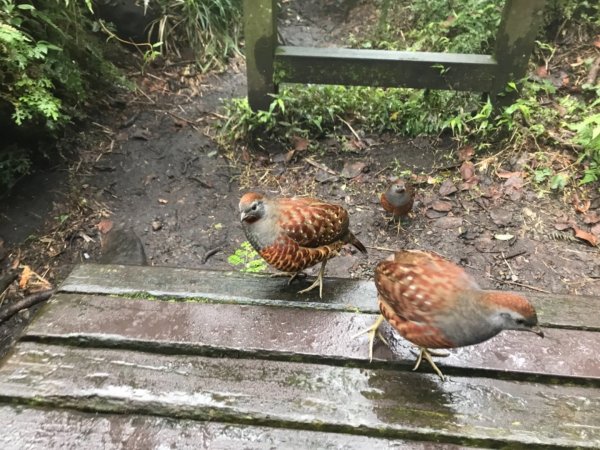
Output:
341,161,367,179
574,227,598,247
425,209,447,219
432,216,463,229
97,219,114,235
591,223,600,237
460,161,475,181
583,212,600,225
292,136,309,152
554,221,573,231
19,265,32,289
535,66,548,78
572,193,591,213
457,145,475,162
431,200,453,212
158,198,169,204
497,170,524,179
494,234,514,241
439,179,458,196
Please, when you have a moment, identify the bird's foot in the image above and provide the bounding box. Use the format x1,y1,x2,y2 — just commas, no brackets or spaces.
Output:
352,315,388,362
297,261,326,298
412,347,446,381
268,272,306,284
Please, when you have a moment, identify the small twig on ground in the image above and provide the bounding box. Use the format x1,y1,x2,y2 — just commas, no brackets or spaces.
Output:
336,115,362,142
202,247,222,264
136,87,156,104
304,157,337,175
372,165,390,178
0,289,55,324
497,279,550,294
164,110,199,130
504,250,527,260
501,252,517,278
365,245,397,252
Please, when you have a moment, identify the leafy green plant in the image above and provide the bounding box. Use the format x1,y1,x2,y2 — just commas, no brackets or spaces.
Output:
227,241,268,273
0,0,126,192
150,0,242,72
569,113,600,184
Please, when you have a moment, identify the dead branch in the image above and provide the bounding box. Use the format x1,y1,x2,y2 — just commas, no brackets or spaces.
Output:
0,289,55,324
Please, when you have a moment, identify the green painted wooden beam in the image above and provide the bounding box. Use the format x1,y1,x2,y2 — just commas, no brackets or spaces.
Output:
275,46,497,92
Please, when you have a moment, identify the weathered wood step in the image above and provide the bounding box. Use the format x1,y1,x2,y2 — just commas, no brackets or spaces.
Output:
59,264,600,331
24,294,600,382
0,405,463,450
0,342,598,448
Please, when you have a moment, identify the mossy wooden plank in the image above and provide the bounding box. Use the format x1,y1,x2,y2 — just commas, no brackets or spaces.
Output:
24,294,600,381
0,405,455,450
58,264,600,331
0,342,598,448
243,0,277,110
275,46,496,91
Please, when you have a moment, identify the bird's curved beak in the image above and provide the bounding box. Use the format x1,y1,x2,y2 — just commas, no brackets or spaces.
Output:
530,325,544,338
240,211,247,222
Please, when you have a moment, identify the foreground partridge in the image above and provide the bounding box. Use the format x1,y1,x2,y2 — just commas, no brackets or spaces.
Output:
380,179,414,233
363,250,543,379
239,192,367,298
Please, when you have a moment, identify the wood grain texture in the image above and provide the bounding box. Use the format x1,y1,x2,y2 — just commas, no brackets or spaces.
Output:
24,294,600,381
58,264,600,330
1,342,598,448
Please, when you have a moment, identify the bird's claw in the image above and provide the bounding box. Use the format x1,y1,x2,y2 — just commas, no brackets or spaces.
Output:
412,347,446,381
352,315,386,362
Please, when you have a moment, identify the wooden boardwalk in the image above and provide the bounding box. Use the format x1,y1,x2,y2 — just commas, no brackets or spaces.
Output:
0,264,599,448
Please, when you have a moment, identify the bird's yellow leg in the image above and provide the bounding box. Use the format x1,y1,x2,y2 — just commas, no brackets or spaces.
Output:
297,260,327,298
352,315,388,362
413,347,446,381
269,272,306,284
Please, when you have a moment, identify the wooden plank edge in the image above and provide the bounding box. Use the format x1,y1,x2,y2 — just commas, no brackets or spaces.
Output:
0,404,464,450
57,265,600,331
20,333,600,388
0,394,583,450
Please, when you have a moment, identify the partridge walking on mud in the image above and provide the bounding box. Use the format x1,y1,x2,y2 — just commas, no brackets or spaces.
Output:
361,250,543,379
239,192,367,298
380,179,414,233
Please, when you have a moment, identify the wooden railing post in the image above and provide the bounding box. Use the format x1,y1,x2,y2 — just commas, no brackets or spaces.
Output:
243,0,277,111
493,0,547,104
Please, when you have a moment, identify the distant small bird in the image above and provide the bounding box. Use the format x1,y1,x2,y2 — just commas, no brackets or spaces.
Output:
380,179,414,233
361,250,543,379
239,192,367,298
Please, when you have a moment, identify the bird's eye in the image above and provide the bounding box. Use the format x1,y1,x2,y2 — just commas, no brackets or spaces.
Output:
515,318,525,325
251,203,257,211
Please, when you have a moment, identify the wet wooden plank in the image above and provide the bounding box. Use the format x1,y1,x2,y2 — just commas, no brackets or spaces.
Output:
25,294,600,381
275,46,497,91
0,405,456,450
0,342,598,448
59,264,600,331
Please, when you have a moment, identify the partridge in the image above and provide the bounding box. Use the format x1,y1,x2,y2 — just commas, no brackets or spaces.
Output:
239,192,367,298
380,179,414,233
363,250,543,379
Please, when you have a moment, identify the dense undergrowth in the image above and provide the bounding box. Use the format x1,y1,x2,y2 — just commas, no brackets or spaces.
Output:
219,0,600,189
0,0,243,193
